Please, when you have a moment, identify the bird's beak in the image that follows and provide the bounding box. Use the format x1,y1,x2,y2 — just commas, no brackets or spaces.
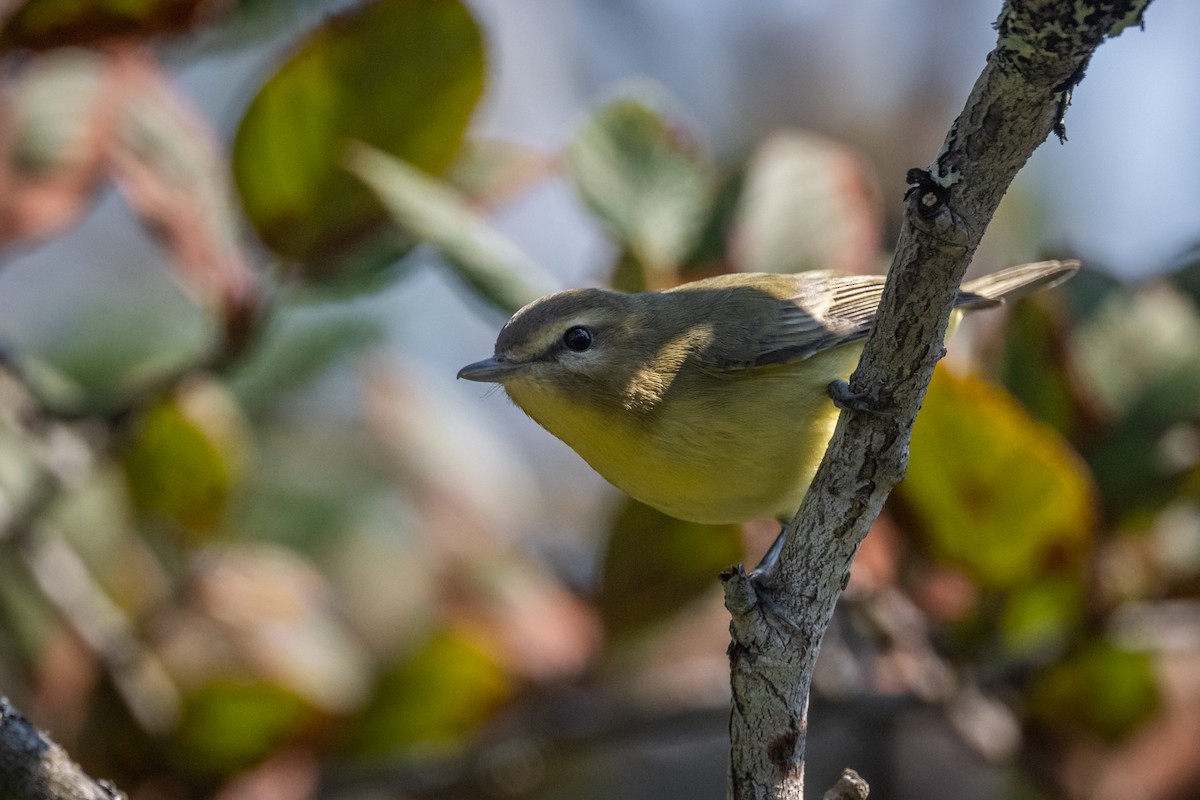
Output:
457,357,525,383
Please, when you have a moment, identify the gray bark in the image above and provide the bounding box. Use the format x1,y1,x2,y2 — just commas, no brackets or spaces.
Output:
0,697,126,800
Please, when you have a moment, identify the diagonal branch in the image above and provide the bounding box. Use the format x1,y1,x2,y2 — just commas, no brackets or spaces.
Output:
722,2,1153,798
0,697,126,800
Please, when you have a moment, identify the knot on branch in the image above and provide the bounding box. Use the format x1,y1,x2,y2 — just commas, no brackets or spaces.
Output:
904,168,951,220
720,565,807,655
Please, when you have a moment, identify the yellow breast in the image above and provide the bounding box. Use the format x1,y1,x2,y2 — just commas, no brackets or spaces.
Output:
503,345,861,524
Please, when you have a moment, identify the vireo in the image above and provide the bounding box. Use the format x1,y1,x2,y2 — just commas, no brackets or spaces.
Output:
458,261,1077,525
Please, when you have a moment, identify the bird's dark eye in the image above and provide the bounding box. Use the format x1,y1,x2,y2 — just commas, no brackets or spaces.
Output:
562,325,593,353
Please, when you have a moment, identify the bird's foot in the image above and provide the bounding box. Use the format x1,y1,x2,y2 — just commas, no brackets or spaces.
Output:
828,379,889,415
732,526,806,633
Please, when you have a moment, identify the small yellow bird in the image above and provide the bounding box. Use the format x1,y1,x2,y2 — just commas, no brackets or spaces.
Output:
458,261,1077,525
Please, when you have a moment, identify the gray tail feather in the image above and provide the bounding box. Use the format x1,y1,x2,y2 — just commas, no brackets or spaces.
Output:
956,260,1080,309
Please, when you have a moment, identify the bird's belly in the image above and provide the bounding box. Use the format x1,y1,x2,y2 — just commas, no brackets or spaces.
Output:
528,384,841,525
505,355,853,525
624,401,839,524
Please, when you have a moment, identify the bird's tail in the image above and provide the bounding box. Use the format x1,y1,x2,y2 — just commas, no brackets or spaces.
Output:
956,260,1080,309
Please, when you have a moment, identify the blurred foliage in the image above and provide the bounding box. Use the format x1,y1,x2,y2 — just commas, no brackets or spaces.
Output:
596,499,741,641
0,2,1198,800
344,143,553,314
902,367,1094,589
0,0,214,51
121,381,248,536
232,0,484,279
565,90,717,288
1026,639,1159,743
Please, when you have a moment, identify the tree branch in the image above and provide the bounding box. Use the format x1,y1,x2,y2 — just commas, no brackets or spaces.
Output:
722,2,1153,798
0,697,126,800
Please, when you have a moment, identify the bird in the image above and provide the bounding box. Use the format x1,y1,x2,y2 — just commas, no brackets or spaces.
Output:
458,261,1078,526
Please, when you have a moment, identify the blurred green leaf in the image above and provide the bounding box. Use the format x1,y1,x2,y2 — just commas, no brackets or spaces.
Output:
1165,242,1200,308
1027,640,1158,742
566,89,715,285
122,381,248,535
596,499,742,640
1,0,212,50
0,554,60,662
999,578,1084,658
1057,265,1124,323
1086,365,1200,519
730,130,881,275
1073,284,1200,518
232,0,484,273
345,142,553,314
344,628,511,759
679,169,747,276
224,303,384,413
280,230,419,302
900,367,1095,588
173,680,313,775
999,299,1081,438
1072,284,1200,419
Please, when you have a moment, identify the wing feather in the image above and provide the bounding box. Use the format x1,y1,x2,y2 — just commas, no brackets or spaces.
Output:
677,260,1077,372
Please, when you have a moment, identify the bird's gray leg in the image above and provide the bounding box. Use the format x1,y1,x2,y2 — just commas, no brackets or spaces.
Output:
748,524,788,580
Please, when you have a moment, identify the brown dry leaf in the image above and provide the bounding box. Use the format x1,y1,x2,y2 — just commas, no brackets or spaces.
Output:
0,45,258,326
448,138,559,211
211,748,318,800
104,45,258,319
451,558,604,683
0,49,110,244
32,627,100,739
0,0,229,51
154,542,373,715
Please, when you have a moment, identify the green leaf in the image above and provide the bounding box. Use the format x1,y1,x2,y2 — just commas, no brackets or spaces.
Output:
1165,241,1200,308
999,578,1084,658
345,142,554,314
121,382,248,536
566,88,715,285
998,299,1081,438
596,498,742,640
678,169,747,276
1027,640,1159,742
344,628,511,758
232,0,485,273
899,367,1096,588
1072,284,1200,518
173,680,313,775
1085,363,1200,519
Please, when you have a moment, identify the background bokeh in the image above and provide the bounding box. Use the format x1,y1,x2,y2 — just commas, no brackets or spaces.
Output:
0,2,1198,799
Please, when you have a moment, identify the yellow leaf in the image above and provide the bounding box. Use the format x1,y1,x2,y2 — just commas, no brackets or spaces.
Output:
122,380,249,536
899,366,1096,587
